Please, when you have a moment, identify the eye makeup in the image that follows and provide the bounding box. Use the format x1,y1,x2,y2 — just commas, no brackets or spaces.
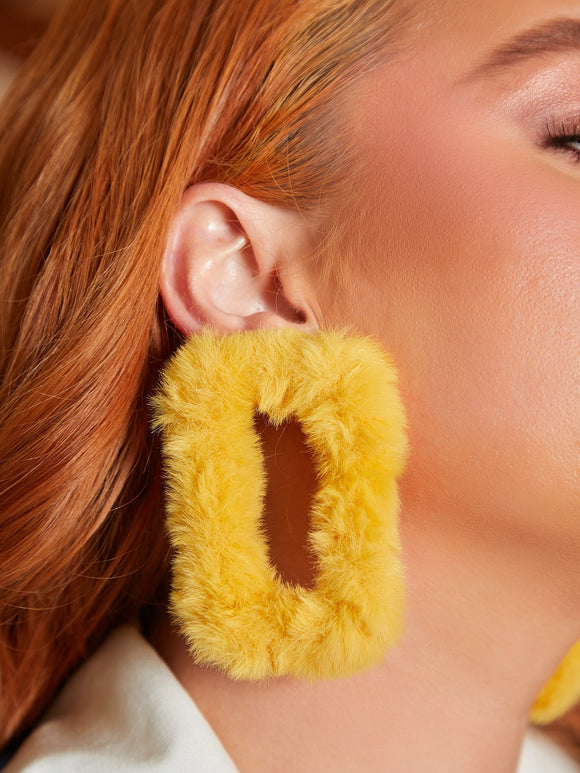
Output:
539,115,580,163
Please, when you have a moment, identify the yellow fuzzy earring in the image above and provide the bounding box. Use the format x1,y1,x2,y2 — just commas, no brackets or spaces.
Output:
530,641,580,724
150,327,409,681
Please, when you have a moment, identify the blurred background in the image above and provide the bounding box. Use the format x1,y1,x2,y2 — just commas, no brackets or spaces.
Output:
0,0,63,99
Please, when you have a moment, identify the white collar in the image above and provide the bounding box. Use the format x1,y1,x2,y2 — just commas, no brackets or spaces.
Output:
6,624,239,772
6,624,579,773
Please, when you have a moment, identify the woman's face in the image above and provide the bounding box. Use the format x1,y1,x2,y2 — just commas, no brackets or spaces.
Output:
315,0,580,551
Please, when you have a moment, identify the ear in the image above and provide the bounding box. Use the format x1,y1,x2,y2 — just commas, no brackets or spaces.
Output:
160,182,321,335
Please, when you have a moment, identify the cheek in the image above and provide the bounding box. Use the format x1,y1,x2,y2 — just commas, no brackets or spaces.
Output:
319,77,580,534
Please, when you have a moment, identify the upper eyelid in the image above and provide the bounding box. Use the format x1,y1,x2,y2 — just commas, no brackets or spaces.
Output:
469,57,580,119
542,116,580,138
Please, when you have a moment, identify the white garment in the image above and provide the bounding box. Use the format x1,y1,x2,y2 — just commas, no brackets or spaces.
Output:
5,625,239,773
517,728,580,773
5,624,580,773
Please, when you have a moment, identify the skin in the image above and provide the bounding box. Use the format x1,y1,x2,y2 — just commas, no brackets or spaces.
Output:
152,0,580,770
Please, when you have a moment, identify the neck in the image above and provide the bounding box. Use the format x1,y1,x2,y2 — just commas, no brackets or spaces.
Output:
148,425,580,773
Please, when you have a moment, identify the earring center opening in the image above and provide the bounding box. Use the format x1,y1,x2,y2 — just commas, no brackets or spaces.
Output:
254,412,319,590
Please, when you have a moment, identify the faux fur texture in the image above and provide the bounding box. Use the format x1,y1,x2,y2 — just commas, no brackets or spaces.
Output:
150,328,409,680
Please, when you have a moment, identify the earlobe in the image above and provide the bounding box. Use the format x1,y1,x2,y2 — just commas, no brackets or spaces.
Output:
160,183,320,335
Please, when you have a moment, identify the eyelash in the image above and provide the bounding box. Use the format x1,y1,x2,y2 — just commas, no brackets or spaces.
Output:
540,117,580,164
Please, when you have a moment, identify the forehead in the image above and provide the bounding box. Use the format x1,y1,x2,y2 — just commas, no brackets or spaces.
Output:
425,0,580,45
387,0,580,95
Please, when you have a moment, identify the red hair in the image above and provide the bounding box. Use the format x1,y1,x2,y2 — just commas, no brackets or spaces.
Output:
0,0,418,747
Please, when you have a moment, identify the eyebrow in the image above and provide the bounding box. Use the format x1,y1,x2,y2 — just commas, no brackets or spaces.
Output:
466,17,580,81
